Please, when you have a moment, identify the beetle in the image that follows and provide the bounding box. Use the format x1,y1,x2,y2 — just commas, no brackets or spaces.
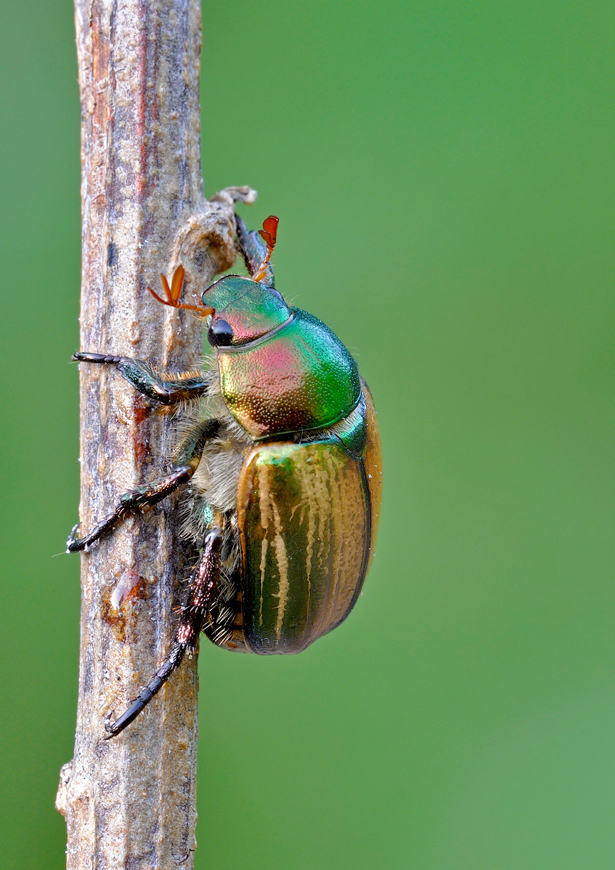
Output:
68,214,382,737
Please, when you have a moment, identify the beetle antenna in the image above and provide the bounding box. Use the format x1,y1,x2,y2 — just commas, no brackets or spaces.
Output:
254,215,279,282
147,265,214,315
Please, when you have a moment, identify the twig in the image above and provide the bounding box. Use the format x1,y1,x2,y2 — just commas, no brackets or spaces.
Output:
56,1,254,866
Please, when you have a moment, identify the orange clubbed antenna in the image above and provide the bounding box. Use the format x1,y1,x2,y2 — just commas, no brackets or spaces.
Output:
254,215,279,282
147,265,214,315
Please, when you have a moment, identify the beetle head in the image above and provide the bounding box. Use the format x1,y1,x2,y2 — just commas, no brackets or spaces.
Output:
201,276,290,347
147,217,288,347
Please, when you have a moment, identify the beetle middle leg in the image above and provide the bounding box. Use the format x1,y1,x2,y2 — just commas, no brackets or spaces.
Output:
104,526,223,738
66,417,222,552
72,352,213,404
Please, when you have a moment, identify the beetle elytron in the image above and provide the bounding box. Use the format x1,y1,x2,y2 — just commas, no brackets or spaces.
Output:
68,214,382,737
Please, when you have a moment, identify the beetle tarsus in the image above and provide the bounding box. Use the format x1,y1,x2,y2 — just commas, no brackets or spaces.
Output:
66,505,129,552
72,352,124,365
66,523,80,553
104,529,222,737
104,643,186,738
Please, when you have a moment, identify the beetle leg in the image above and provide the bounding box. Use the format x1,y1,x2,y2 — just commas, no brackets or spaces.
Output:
72,352,213,404
235,213,276,287
66,418,222,552
104,527,222,738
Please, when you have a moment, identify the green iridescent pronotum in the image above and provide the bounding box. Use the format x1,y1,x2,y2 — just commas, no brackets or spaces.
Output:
68,213,383,736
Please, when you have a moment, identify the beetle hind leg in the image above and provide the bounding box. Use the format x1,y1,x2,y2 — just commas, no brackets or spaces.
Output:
105,528,222,738
201,565,241,648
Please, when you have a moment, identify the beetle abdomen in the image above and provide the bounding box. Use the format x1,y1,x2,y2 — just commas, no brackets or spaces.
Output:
236,437,371,653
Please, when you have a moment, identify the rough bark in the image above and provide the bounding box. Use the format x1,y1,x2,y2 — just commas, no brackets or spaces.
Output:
56,1,255,867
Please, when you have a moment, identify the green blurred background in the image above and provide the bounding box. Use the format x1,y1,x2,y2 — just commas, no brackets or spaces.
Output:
1,0,614,867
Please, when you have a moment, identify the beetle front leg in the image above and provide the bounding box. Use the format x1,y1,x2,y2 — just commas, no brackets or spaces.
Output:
235,213,276,286
105,527,222,738
66,418,222,552
72,352,213,404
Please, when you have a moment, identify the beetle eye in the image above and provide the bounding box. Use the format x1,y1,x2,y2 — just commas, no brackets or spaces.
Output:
208,318,234,347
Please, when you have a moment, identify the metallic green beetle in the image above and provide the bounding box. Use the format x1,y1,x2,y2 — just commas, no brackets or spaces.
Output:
68,214,382,736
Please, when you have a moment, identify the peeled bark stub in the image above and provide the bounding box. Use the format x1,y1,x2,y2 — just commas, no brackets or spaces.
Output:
57,1,255,867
